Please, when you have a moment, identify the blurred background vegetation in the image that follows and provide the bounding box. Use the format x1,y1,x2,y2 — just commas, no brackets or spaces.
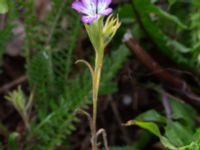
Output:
0,0,200,149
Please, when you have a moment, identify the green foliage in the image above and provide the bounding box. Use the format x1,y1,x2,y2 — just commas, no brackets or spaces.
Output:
126,98,197,150
26,43,129,149
0,1,16,64
160,136,177,150
168,0,177,7
127,120,161,137
5,86,30,129
22,1,81,149
124,2,200,145
0,0,129,149
169,99,196,129
126,119,176,150
131,0,200,74
8,132,20,150
26,102,78,150
165,121,193,147
117,4,134,24
1,0,199,149
192,129,200,150
190,0,200,64
0,0,8,13
166,40,191,53
136,109,166,123
26,0,81,115
5,87,27,116
22,0,129,148
135,0,187,29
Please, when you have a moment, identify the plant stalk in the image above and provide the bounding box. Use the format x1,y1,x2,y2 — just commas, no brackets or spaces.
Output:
91,51,104,150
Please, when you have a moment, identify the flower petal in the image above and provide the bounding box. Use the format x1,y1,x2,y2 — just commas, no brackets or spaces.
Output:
82,0,97,16
98,0,112,6
97,0,112,13
82,0,97,6
98,8,112,15
71,1,88,14
81,15,99,23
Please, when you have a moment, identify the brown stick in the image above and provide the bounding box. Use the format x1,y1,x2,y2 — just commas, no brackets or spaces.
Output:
123,32,200,107
0,75,27,94
123,32,187,91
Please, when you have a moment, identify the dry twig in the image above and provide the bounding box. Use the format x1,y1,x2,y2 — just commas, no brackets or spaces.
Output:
0,75,27,94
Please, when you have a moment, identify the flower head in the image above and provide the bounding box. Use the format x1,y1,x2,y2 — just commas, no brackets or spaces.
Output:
71,0,112,23
84,15,120,52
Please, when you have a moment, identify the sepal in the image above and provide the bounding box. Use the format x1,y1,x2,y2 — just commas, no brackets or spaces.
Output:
84,15,120,53
103,15,121,47
84,17,104,53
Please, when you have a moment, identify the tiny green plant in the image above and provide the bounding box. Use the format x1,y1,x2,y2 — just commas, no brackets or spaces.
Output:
71,0,121,149
5,86,33,131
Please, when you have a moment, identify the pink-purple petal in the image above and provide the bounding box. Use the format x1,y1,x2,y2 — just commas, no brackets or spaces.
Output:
92,0,97,5
98,8,112,15
82,0,97,6
71,2,87,14
98,0,112,8
81,15,98,23
72,0,112,23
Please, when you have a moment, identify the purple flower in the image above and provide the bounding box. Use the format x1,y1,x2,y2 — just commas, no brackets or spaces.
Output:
71,0,112,23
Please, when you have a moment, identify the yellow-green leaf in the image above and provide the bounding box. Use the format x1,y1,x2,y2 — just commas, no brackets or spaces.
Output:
125,120,161,137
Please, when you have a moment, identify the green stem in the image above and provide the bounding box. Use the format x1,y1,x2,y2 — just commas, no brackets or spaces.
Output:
92,51,104,150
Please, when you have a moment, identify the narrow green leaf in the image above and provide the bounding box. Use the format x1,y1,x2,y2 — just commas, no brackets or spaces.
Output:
166,40,191,53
